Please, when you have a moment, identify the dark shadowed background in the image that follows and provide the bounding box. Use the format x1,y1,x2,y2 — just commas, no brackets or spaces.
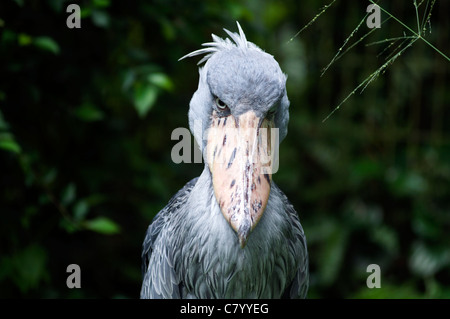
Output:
1,0,449,298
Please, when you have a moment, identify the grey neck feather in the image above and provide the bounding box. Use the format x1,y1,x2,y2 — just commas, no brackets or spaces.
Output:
170,167,298,298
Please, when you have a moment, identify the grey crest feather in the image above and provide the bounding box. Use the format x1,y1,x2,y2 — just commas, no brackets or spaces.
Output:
179,21,261,65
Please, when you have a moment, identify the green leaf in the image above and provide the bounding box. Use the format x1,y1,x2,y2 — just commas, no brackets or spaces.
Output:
84,217,121,235
11,244,48,293
350,158,383,184
371,226,399,255
73,200,89,222
73,195,106,222
18,33,32,46
352,283,423,299
91,10,110,28
43,168,57,185
61,183,76,206
409,242,450,277
59,219,78,234
93,0,111,8
33,36,60,55
2,30,17,44
147,73,174,91
0,111,10,130
263,1,289,27
133,84,158,118
159,19,176,41
387,169,428,197
319,227,348,285
74,104,104,122
80,8,92,18
0,139,21,154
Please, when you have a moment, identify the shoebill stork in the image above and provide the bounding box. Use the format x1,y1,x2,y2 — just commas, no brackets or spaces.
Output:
140,22,308,299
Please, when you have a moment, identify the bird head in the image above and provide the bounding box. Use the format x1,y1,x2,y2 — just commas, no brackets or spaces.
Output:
180,22,290,248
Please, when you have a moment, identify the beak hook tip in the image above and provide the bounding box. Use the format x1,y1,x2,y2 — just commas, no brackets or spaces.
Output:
237,223,251,248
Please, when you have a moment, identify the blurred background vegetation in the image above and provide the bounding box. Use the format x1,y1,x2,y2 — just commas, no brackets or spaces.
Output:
1,0,449,298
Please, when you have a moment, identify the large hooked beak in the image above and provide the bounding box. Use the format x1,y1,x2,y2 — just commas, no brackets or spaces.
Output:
206,110,276,248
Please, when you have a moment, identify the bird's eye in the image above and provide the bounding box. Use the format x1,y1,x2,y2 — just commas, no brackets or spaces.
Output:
268,105,277,116
215,97,228,110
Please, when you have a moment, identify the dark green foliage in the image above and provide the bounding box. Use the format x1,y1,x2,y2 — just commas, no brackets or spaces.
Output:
0,0,449,298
